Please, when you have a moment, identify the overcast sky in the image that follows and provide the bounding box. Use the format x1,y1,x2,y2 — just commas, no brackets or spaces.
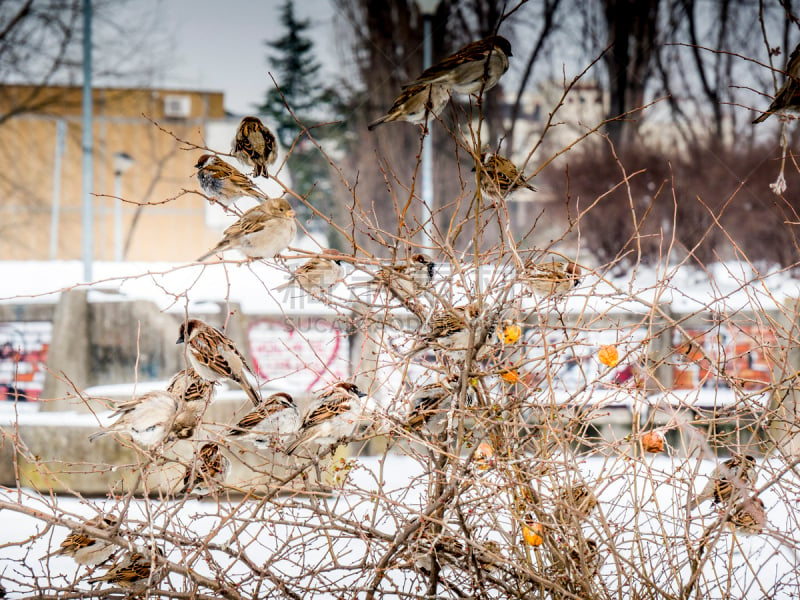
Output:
148,0,339,115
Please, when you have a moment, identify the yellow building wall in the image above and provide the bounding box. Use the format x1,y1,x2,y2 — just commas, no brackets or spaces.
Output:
0,85,228,262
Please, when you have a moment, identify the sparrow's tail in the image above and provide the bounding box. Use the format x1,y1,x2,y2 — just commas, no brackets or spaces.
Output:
752,111,770,124
685,496,698,512
237,378,262,408
367,116,388,131
196,242,226,262
88,430,107,443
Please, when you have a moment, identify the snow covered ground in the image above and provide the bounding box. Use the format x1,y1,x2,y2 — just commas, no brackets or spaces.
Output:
1,453,798,598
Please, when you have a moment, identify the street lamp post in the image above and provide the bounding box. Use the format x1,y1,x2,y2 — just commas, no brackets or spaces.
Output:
112,152,134,262
416,0,440,251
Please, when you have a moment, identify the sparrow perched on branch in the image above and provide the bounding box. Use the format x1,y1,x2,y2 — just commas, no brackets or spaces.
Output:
368,83,450,130
194,154,269,206
43,515,118,566
753,42,800,123
406,377,476,434
409,303,487,359
167,368,215,440
274,250,345,293
686,453,757,510
226,392,301,449
176,319,262,407
179,442,231,497
88,391,179,449
475,152,536,200
405,35,512,95
556,484,598,522
285,382,368,455
232,116,277,178
87,546,164,588
727,496,767,535
370,253,435,299
524,259,582,298
196,197,296,262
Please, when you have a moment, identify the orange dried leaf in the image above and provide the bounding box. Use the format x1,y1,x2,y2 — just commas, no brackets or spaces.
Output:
500,368,520,384
640,431,665,453
598,345,619,368
522,522,544,546
498,322,522,345
475,441,494,470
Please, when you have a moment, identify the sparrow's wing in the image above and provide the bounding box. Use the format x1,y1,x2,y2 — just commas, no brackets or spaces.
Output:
406,38,494,87
429,310,467,338
189,330,235,378
221,205,269,238
302,396,351,430
785,42,800,79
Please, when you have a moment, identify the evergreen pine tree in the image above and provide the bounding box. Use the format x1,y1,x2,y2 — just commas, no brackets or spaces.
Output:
259,0,341,229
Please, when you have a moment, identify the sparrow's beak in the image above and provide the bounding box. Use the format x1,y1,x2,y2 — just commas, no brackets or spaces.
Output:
356,389,367,398
287,209,297,218
176,334,185,345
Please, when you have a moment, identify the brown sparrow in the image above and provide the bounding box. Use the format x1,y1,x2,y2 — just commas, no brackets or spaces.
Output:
411,303,486,359
226,392,301,449
556,484,598,522
686,453,757,510
406,35,512,95
179,442,231,496
274,250,345,293
285,382,368,455
368,83,450,130
176,319,262,407
372,254,435,299
231,116,277,178
753,42,800,123
43,515,118,566
524,259,582,297
727,496,767,535
87,545,164,588
406,378,476,434
167,368,215,440
475,152,536,199
196,197,296,262
88,391,179,449
194,154,269,206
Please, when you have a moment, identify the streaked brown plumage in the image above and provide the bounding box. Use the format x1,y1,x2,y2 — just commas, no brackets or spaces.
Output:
368,83,450,130
176,319,261,407
167,368,215,440
372,254,435,299
274,250,345,293
405,35,512,95
524,260,582,297
727,496,767,535
285,382,368,455
753,43,800,123
194,154,268,205
232,116,277,178
196,197,296,262
44,515,118,566
406,378,476,433
226,392,301,448
686,454,757,510
180,442,231,496
87,546,163,588
476,152,536,199
556,484,598,521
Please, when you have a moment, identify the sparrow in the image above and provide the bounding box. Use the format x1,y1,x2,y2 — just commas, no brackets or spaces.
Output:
406,377,476,434
371,254,435,299
197,197,296,262
727,496,767,535
176,319,262,407
414,303,485,358
368,83,450,130
226,392,301,449
524,259,582,297
43,515,118,566
87,546,164,588
686,454,757,510
194,154,269,206
474,152,536,200
179,442,231,496
409,529,501,573
405,35,512,95
167,368,215,440
753,42,800,123
285,382,368,455
88,391,179,449
231,115,277,178
274,250,345,293
556,484,598,522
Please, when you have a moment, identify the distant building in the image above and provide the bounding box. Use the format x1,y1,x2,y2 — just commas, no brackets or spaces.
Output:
0,84,281,262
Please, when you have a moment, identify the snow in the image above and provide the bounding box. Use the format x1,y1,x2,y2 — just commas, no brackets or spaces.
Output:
0,453,797,598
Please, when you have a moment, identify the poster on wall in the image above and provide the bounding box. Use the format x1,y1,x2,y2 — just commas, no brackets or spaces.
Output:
0,321,52,402
248,318,349,393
